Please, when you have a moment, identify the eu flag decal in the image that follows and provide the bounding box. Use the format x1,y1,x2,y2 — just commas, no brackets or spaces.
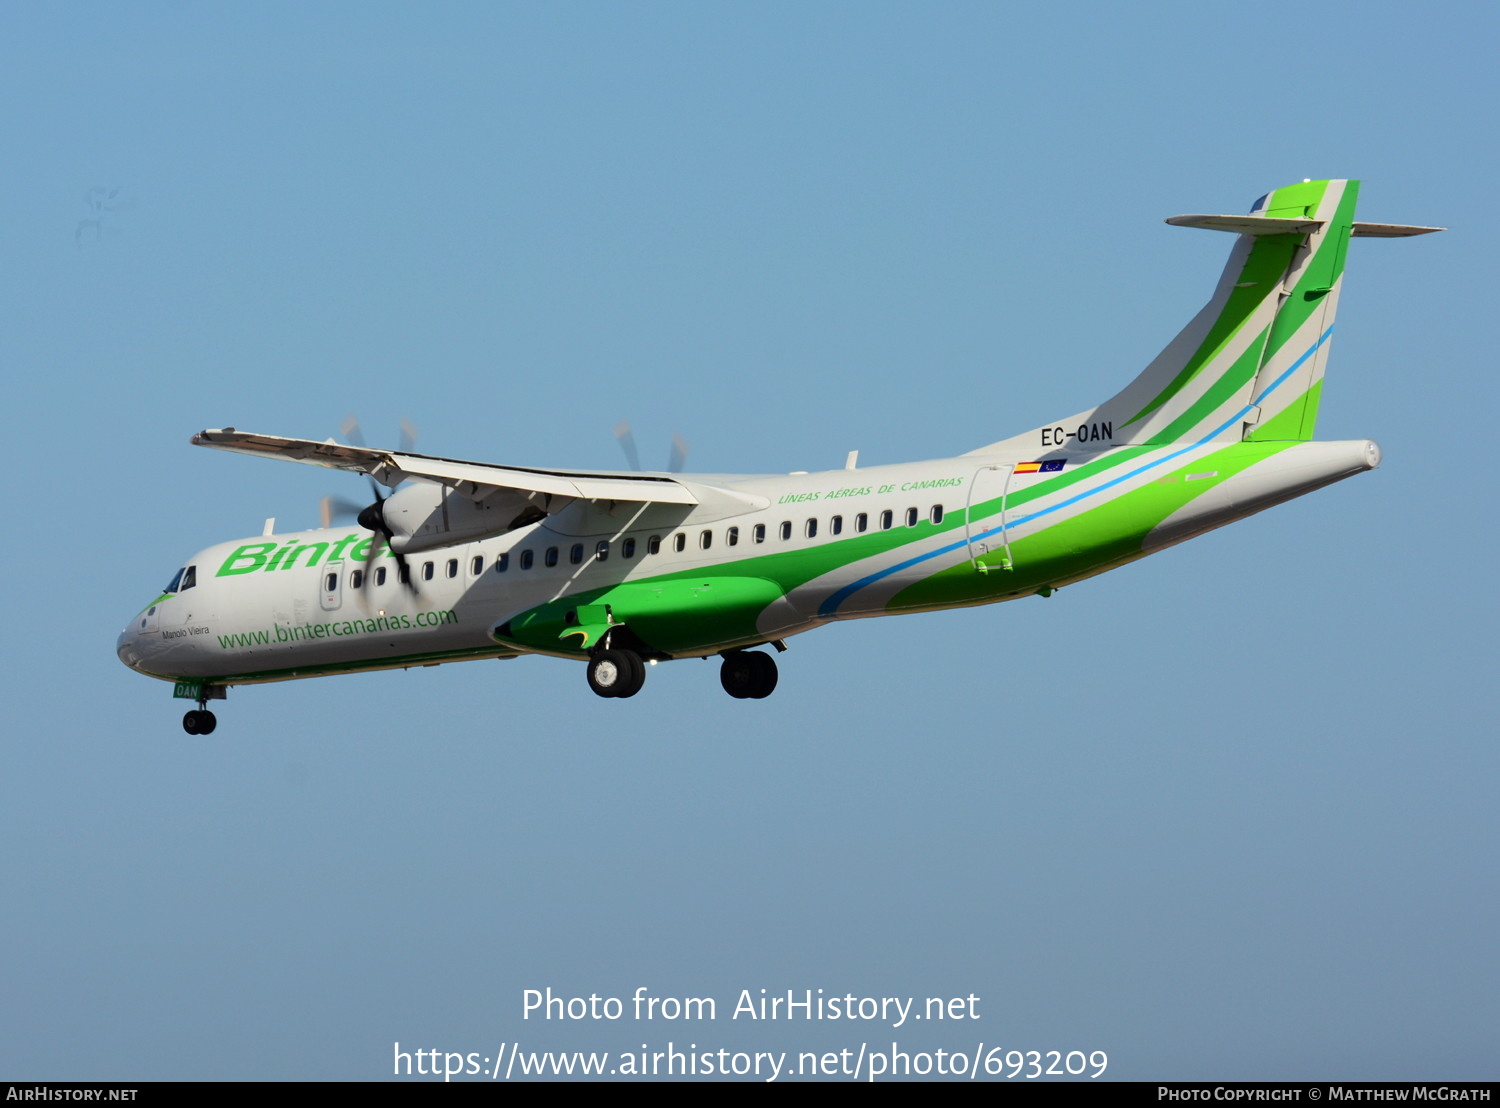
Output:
1015,460,1065,475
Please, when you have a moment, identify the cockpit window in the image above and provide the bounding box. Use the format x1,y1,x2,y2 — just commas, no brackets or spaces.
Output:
164,567,185,594
180,565,198,591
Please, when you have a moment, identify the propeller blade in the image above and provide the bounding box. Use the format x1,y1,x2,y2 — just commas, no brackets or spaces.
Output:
333,422,421,597
340,414,366,449
342,415,417,485
614,420,642,471
668,433,689,474
320,494,364,529
355,481,419,597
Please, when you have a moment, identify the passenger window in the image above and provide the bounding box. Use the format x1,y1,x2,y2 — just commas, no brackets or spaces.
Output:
545,547,559,568
673,533,686,553
325,572,338,592
753,524,766,544
930,504,944,524
830,515,843,535
376,566,388,586
570,543,584,565
180,566,197,591
727,526,739,546
647,536,661,555
700,530,712,550
779,521,792,541
422,561,435,581
399,564,411,584
906,507,918,527
520,550,534,570
623,538,636,559
495,552,509,572
805,518,817,539
855,512,868,533
880,510,893,530
471,555,484,576
447,558,459,578
350,569,364,589
595,541,608,562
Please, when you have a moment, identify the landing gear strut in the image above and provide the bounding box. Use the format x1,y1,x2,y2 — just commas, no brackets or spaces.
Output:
587,648,647,699
179,685,225,734
719,650,778,699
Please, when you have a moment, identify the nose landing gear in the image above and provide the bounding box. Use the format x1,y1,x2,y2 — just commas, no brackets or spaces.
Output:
176,684,226,734
587,648,647,699
182,708,217,734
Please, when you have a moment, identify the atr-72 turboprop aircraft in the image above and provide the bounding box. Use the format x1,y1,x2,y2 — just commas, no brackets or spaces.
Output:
118,179,1438,733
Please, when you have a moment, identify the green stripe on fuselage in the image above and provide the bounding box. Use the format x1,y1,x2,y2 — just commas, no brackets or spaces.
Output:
888,440,1301,610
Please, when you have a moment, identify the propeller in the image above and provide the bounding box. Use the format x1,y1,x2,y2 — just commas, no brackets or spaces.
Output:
332,416,421,597
340,414,418,457
319,494,364,529
667,432,689,474
614,421,689,473
613,420,642,472
356,475,419,597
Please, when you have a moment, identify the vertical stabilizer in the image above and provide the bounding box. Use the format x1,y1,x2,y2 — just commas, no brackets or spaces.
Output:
970,179,1375,456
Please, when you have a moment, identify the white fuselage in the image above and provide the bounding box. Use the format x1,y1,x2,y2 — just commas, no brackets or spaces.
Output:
117,439,1380,688
117,455,983,685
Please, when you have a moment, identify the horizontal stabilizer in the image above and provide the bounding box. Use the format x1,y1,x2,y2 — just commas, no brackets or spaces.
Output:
1350,222,1445,237
1165,214,1323,235
1167,214,1444,238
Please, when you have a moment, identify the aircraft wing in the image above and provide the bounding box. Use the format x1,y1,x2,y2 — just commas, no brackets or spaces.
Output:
191,428,702,505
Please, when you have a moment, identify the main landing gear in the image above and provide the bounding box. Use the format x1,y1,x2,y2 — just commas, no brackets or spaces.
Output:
584,645,781,700
719,650,778,700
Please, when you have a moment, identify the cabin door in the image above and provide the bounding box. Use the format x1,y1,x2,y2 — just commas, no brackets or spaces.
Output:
964,464,1014,573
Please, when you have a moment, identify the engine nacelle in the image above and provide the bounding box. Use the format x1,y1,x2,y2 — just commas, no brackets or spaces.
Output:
371,483,560,554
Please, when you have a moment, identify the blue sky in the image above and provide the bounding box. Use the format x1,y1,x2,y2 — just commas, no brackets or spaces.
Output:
4,1,1495,1082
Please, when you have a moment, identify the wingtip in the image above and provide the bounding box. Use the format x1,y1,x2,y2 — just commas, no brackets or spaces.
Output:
192,426,240,447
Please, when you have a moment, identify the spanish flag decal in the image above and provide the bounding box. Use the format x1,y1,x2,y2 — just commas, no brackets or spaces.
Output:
1015,460,1065,475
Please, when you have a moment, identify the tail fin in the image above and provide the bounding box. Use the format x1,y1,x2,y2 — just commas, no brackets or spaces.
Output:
970,179,1440,455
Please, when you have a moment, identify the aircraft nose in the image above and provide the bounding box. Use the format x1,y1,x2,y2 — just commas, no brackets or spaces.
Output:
117,624,142,670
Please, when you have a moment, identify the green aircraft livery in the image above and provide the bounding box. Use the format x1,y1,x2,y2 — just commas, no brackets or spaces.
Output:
116,179,1440,734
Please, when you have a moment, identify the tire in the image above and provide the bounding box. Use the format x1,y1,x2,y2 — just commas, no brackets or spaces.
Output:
719,652,755,698
588,649,646,699
197,710,218,735
182,710,201,734
721,651,777,699
744,651,779,699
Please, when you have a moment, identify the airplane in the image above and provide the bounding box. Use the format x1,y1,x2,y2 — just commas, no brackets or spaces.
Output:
116,178,1440,733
